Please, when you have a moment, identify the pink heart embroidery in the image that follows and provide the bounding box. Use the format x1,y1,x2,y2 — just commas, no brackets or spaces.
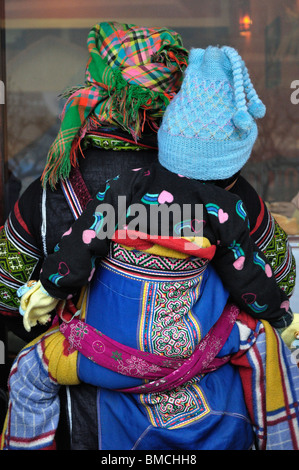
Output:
158,190,174,204
265,264,272,278
233,256,245,270
58,262,70,276
218,208,229,223
62,227,72,237
82,229,96,244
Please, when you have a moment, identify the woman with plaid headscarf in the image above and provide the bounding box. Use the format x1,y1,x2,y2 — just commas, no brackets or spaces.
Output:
0,21,188,338
1,21,189,450
0,23,296,450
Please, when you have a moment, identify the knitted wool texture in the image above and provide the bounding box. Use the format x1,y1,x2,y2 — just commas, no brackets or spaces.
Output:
158,46,266,180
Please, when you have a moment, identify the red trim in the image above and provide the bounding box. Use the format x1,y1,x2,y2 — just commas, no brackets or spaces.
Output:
250,196,265,236
13,201,32,236
0,309,18,317
112,229,216,260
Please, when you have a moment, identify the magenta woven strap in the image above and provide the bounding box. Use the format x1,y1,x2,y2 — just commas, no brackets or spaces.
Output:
60,303,239,393
121,303,240,393
59,319,184,380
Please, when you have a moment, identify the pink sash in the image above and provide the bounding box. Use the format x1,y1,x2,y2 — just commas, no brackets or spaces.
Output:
59,302,240,393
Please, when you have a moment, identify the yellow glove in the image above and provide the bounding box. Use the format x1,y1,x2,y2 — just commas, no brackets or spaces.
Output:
17,280,59,332
281,313,299,349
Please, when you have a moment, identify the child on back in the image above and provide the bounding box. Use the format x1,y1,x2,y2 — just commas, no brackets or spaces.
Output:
22,46,293,330
3,46,297,451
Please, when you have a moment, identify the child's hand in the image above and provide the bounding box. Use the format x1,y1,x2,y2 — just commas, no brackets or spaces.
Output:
17,280,59,332
281,313,299,349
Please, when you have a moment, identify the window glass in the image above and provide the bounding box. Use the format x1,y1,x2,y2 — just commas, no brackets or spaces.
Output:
2,0,299,236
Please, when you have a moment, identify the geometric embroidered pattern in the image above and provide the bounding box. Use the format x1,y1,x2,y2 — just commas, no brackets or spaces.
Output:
140,380,210,428
139,276,202,360
0,222,40,312
0,284,22,310
143,280,202,358
257,215,296,297
111,242,209,274
134,247,210,429
0,229,38,283
82,133,150,152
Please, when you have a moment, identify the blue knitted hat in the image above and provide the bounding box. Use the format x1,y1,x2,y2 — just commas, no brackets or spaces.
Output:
158,46,265,180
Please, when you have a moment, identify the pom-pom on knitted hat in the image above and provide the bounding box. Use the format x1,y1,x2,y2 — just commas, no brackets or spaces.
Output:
158,46,266,180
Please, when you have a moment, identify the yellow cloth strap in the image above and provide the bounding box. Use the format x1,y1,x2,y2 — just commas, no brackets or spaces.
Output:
262,320,291,413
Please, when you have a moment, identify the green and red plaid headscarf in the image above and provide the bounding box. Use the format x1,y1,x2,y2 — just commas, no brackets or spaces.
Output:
42,21,188,188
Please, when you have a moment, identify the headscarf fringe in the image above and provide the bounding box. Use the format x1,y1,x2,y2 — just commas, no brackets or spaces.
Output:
41,75,172,188
41,121,89,189
104,68,172,141
58,85,85,100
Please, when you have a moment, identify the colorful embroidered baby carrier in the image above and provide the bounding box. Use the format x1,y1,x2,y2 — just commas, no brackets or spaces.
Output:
57,160,299,452
4,156,296,450
58,156,239,392
54,160,262,452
